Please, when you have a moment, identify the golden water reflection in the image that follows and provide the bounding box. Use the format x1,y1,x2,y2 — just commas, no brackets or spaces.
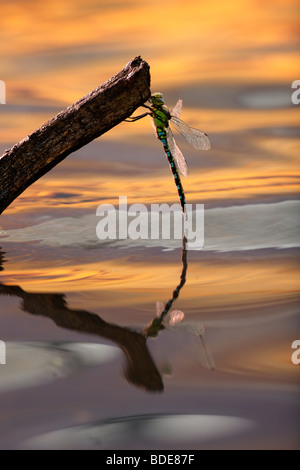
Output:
0,250,298,309
1,0,299,105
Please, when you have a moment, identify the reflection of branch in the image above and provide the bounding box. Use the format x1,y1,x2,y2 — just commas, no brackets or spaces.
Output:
0,282,163,392
0,235,191,389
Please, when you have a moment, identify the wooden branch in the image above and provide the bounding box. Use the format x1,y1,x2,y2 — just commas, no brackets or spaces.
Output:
0,56,151,214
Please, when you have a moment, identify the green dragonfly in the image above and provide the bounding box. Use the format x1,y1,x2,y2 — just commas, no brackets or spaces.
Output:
126,92,211,212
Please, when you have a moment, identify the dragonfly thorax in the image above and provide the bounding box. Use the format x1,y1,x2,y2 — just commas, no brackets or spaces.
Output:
149,92,171,129
152,106,171,129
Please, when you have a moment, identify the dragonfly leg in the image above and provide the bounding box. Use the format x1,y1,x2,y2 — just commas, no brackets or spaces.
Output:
142,104,152,110
125,111,150,122
200,336,216,371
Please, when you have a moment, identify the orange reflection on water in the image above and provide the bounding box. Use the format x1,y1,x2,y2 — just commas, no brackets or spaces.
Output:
1,0,299,218
2,165,299,217
189,172,300,202
185,258,299,309
1,104,299,143
0,0,299,106
1,255,298,311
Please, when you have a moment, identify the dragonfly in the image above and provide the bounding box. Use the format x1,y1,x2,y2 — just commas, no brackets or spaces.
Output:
126,92,211,213
149,301,215,371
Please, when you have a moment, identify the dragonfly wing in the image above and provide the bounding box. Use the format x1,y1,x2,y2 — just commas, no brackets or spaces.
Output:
163,309,185,327
171,116,211,150
171,99,182,119
182,321,216,371
183,321,205,336
199,336,216,371
156,301,165,317
150,116,157,133
166,127,188,177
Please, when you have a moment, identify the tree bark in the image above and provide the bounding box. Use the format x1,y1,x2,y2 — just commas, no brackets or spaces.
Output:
0,56,151,214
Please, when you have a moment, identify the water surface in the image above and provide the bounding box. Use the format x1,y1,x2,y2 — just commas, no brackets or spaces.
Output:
0,0,299,450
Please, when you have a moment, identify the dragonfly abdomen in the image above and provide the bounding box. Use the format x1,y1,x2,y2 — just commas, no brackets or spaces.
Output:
156,128,186,213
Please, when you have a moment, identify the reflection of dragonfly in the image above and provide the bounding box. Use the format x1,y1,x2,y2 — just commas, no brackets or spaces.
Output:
144,236,215,370
126,92,211,213
144,236,188,338
155,301,215,371
144,237,215,370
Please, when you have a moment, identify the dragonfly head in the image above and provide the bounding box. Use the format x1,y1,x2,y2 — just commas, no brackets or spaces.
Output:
149,92,165,107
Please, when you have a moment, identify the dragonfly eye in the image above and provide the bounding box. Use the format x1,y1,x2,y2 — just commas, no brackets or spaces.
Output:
150,92,165,106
